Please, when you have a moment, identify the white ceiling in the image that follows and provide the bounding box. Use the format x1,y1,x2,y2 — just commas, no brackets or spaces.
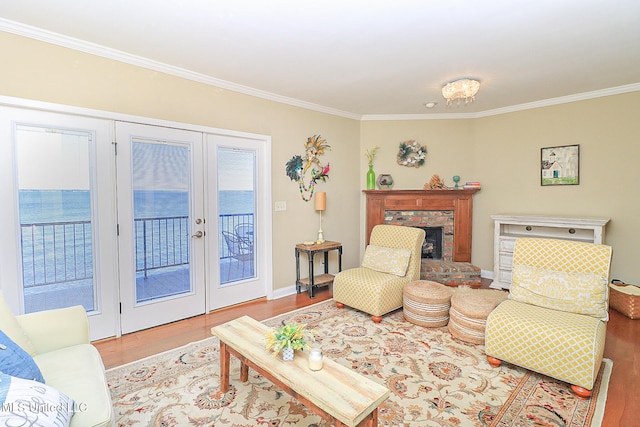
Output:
1,0,639,118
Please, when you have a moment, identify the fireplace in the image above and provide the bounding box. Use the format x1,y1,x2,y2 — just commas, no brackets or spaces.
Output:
418,227,443,260
363,189,478,262
364,189,481,287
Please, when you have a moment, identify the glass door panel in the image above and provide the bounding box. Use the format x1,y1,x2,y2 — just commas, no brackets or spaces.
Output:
116,122,205,334
218,148,256,284
16,126,96,312
206,133,271,310
132,141,191,302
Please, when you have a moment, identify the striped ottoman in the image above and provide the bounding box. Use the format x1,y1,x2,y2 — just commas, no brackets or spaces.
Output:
403,280,453,327
448,288,508,344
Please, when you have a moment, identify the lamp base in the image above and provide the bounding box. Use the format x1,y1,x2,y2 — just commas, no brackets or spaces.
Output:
317,229,325,244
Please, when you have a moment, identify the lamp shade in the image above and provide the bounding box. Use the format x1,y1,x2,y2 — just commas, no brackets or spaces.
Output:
315,192,326,211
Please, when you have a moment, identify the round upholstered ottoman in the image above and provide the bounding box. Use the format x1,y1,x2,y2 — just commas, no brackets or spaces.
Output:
448,288,508,344
403,280,453,327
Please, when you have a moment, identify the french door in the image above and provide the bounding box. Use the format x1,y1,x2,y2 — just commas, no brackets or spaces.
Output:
115,122,206,334
0,107,118,340
1,102,272,339
116,126,271,330
206,133,271,310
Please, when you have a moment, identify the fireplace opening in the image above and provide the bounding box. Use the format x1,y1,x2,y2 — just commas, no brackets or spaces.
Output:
417,226,443,259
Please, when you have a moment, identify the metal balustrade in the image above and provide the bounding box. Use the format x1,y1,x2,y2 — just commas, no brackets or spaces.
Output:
20,213,255,288
20,220,93,288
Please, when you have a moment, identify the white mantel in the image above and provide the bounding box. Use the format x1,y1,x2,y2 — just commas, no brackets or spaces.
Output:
490,215,610,290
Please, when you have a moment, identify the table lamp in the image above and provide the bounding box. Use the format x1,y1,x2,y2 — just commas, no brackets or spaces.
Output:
315,191,326,243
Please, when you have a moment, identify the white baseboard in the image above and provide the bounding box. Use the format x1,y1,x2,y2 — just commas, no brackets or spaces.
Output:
481,269,494,279
271,284,298,300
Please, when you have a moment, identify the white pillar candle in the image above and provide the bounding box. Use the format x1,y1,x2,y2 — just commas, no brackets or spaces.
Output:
308,346,323,371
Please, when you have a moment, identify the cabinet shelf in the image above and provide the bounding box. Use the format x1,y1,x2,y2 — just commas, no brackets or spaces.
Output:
490,215,609,290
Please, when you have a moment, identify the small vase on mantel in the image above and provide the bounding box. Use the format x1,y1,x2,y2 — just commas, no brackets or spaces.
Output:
366,164,376,190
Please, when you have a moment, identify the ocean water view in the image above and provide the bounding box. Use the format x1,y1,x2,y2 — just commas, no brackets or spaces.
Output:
19,189,254,223
18,189,255,309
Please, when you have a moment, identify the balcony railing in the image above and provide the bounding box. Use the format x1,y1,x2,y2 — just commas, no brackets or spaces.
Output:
20,213,254,288
20,220,93,288
134,216,190,278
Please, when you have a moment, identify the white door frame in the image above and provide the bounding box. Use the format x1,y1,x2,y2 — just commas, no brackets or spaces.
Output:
0,95,273,338
0,105,118,340
206,132,273,310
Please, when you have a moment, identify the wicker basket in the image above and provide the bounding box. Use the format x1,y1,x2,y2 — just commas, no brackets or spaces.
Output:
610,280,640,320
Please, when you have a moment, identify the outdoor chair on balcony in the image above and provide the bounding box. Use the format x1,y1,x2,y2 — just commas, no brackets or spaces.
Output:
234,223,254,248
222,230,254,281
333,224,425,323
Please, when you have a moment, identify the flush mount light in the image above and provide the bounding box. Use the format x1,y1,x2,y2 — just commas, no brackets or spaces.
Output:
424,102,437,108
442,78,480,106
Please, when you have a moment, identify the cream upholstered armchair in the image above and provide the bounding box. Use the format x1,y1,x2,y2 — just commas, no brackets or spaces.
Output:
485,237,612,399
333,224,425,323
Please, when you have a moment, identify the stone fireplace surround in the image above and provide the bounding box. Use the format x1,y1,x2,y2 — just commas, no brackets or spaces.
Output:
364,189,481,287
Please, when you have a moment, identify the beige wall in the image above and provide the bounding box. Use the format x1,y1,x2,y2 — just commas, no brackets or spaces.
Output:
2,31,639,291
0,32,362,292
472,93,640,282
361,92,640,283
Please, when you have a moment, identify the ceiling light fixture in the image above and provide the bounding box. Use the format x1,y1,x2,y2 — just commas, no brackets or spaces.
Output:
424,102,437,108
442,78,480,106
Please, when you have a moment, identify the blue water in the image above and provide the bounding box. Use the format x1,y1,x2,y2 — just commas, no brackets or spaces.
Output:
19,189,254,289
19,189,254,223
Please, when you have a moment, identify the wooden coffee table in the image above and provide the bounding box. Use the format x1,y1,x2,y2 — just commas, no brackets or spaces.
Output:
211,316,389,427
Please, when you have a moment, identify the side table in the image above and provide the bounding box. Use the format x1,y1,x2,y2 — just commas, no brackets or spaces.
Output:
295,241,342,298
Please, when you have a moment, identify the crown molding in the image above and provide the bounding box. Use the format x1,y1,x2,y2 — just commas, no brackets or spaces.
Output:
361,83,640,121
0,18,361,121
473,83,640,118
2,18,639,123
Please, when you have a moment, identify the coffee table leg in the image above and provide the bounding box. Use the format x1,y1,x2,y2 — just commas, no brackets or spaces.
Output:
219,341,230,392
240,360,249,382
370,407,379,427
352,408,377,427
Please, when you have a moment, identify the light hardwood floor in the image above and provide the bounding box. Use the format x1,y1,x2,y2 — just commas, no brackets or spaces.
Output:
95,284,638,427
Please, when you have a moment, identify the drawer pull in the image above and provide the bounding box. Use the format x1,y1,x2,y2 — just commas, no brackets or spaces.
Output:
525,226,532,231
569,228,576,234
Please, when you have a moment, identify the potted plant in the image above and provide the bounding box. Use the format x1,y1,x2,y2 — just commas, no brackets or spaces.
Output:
265,323,316,360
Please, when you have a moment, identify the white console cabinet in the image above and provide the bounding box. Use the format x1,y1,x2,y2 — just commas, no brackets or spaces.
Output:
490,215,610,290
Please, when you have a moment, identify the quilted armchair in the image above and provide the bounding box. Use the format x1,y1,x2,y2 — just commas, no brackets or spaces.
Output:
334,224,425,323
485,237,612,398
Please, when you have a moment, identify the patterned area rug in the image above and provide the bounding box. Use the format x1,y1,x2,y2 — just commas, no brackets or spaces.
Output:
107,300,611,426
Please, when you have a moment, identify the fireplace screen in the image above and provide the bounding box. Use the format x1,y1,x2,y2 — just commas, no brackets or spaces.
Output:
418,227,443,259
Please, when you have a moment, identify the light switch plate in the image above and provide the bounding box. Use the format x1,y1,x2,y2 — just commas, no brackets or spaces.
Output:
275,201,287,211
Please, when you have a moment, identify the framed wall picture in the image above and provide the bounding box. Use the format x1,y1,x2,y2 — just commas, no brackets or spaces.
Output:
541,144,579,186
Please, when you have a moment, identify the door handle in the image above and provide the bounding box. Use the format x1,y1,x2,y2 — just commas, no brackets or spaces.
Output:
192,231,204,238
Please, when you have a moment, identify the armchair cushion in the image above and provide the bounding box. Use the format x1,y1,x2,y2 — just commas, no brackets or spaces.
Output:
16,305,90,354
0,292,36,356
0,330,45,383
510,264,609,319
486,299,606,390
361,245,411,277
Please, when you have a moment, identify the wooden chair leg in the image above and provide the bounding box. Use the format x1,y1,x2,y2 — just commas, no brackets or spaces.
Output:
487,356,502,368
371,315,382,323
336,302,344,309
571,385,592,399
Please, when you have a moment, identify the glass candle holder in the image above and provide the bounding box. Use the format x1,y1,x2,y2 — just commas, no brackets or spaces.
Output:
308,346,323,371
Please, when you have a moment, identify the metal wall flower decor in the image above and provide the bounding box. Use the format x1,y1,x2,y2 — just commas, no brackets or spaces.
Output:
397,140,427,168
285,135,330,201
